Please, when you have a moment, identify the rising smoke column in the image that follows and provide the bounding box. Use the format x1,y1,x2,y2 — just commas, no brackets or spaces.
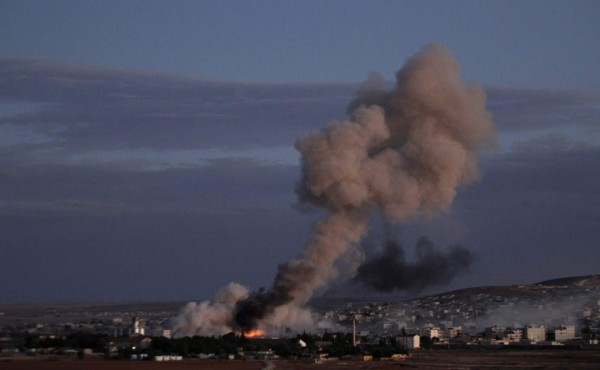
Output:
234,211,369,331
172,43,495,336
356,236,474,293
232,43,495,331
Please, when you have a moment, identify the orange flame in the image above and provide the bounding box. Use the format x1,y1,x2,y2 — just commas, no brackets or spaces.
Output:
244,329,265,338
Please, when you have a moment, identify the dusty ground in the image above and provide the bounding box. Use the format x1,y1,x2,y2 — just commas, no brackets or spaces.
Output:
401,349,600,369
1,349,599,369
0,356,264,370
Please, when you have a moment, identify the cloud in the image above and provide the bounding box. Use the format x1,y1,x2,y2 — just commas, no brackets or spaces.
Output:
2,59,599,171
487,87,600,133
0,157,299,217
0,59,354,154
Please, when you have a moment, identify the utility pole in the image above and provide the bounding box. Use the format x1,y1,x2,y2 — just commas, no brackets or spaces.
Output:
352,319,356,347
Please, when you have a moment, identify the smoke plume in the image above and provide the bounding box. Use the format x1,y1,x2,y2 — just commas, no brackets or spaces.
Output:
172,43,495,336
356,236,474,293
172,282,249,337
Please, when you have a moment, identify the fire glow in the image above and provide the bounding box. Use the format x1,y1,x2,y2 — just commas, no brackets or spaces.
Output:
243,329,265,338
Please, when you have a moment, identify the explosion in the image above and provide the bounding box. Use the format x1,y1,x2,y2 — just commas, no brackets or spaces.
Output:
172,43,495,337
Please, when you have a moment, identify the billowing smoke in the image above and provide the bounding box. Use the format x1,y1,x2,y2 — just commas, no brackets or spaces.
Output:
172,43,495,336
172,282,315,337
172,282,249,337
355,236,474,293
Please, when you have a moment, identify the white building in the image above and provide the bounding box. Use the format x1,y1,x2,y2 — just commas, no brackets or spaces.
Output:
552,326,575,342
132,316,145,336
525,326,546,343
428,327,441,339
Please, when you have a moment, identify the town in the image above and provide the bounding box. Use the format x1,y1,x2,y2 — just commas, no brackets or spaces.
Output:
2,276,599,364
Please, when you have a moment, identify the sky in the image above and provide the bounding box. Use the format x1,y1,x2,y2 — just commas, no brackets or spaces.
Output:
1,0,599,303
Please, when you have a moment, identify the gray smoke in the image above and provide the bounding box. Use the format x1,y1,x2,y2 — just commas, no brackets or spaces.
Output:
171,282,249,337
232,43,494,331
356,236,474,293
173,43,495,336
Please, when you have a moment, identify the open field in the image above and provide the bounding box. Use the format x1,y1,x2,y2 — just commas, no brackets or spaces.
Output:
1,349,600,369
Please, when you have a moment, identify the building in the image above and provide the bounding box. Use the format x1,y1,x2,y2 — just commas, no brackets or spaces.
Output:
427,327,442,339
150,328,172,338
525,326,546,343
506,328,522,343
445,326,462,339
485,326,506,339
551,326,575,342
131,316,145,336
397,334,420,350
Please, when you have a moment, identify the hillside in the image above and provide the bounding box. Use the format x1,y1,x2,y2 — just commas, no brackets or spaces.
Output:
413,274,600,303
312,274,600,332
535,274,600,288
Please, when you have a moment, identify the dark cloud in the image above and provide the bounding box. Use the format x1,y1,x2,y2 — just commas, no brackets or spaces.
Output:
0,59,354,152
3,60,599,158
0,157,303,218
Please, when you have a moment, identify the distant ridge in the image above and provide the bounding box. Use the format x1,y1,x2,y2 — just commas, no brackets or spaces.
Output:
372,274,598,305
535,274,600,288
312,274,600,310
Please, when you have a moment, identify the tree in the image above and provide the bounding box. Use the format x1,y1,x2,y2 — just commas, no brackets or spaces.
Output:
420,336,433,350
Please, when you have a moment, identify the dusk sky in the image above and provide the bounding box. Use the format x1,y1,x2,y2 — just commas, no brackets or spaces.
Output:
1,0,599,303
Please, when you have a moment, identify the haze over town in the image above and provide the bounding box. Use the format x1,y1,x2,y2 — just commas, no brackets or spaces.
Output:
1,0,600,307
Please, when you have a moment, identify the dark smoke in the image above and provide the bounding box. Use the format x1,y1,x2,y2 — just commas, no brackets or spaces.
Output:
233,289,290,331
356,236,474,293
234,259,315,331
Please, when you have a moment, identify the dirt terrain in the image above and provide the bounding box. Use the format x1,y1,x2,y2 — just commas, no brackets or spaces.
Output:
402,349,600,369
0,356,263,370
2,349,600,370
